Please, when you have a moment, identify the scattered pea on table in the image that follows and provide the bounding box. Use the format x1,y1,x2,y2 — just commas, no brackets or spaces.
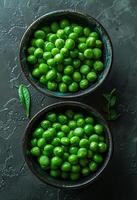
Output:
30,109,108,180
27,19,104,93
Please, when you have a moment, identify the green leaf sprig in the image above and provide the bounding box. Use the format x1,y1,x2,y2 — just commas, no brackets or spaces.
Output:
18,84,31,118
103,88,119,121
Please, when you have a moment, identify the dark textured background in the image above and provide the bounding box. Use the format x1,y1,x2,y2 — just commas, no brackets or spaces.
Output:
0,0,137,199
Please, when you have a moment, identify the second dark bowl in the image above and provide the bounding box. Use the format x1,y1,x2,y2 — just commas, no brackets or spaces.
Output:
23,101,113,189
20,10,113,98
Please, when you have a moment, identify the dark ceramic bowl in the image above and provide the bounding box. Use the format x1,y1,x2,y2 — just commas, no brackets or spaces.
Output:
23,101,113,189
19,10,113,99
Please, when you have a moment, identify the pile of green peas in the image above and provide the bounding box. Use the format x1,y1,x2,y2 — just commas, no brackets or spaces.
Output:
30,110,108,180
27,19,104,93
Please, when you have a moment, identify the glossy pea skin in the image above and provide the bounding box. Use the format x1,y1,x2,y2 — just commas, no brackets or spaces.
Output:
72,72,82,82
79,79,89,90
38,155,50,169
34,30,45,39
33,127,44,138
65,39,75,50
61,162,71,172
39,75,47,85
27,55,37,64
68,154,78,164
31,147,40,156
27,46,35,55
47,81,57,91
68,82,79,92
59,82,67,93
94,124,104,135
43,144,54,156
93,61,104,72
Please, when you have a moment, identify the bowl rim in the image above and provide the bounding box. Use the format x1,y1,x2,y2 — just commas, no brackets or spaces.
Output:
22,101,113,189
19,9,113,99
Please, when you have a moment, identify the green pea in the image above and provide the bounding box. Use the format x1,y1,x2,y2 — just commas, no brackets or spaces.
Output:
68,120,77,129
38,58,46,64
93,48,102,59
57,29,66,39
55,39,65,49
47,81,57,91
43,129,55,141
85,117,94,124
61,137,70,146
68,131,74,139
84,59,93,67
64,25,72,34
83,27,91,36
37,138,46,148
78,37,86,43
31,138,37,147
64,57,73,65
52,137,61,146
71,165,81,173
86,37,96,47
58,114,67,124
60,48,69,59
89,134,99,143
46,70,56,81
73,26,83,36
93,61,104,72
74,127,84,138
90,142,98,152
68,154,78,164
33,127,44,138
96,40,103,48
35,39,44,48
34,48,43,58
73,59,81,69
78,52,84,61
65,39,75,50
34,30,45,39
94,124,104,135
72,72,82,82
49,34,58,43
65,110,74,119
54,53,64,63
43,144,54,156
98,142,107,153
54,146,64,157
78,43,87,52
79,158,88,167
82,167,90,176
87,72,97,82
31,39,36,47
70,173,80,180
70,49,79,58
27,55,37,64
30,147,40,156
27,46,35,55
41,120,51,129
51,22,59,32
61,125,70,133
39,63,49,74
84,49,94,59
38,155,50,169
50,169,61,178
79,139,89,148
47,112,56,122
74,113,84,121
52,122,61,131
77,118,85,127
90,32,99,39
68,82,79,92
59,82,67,93
77,148,87,158
84,124,94,136
61,162,71,172
70,136,80,146
46,33,52,41
93,154,103,163
64,65,74,75
51,156,62,167
45,42,55,51
69,147,78,155
62,75,72,85
80,65,90,75
39,75,47,85
79,79,89,90
68,32,78,40
89,161,98,172
42,26,51,34
32,68,41,78
43,52,52,60
60,19,70,28
51,48,60,56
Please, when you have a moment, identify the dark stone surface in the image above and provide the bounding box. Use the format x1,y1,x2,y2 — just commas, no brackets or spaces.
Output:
0,0,137,199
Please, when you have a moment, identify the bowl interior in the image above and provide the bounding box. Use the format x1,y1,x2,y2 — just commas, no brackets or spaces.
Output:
23,101,112,188
20,10,113,98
